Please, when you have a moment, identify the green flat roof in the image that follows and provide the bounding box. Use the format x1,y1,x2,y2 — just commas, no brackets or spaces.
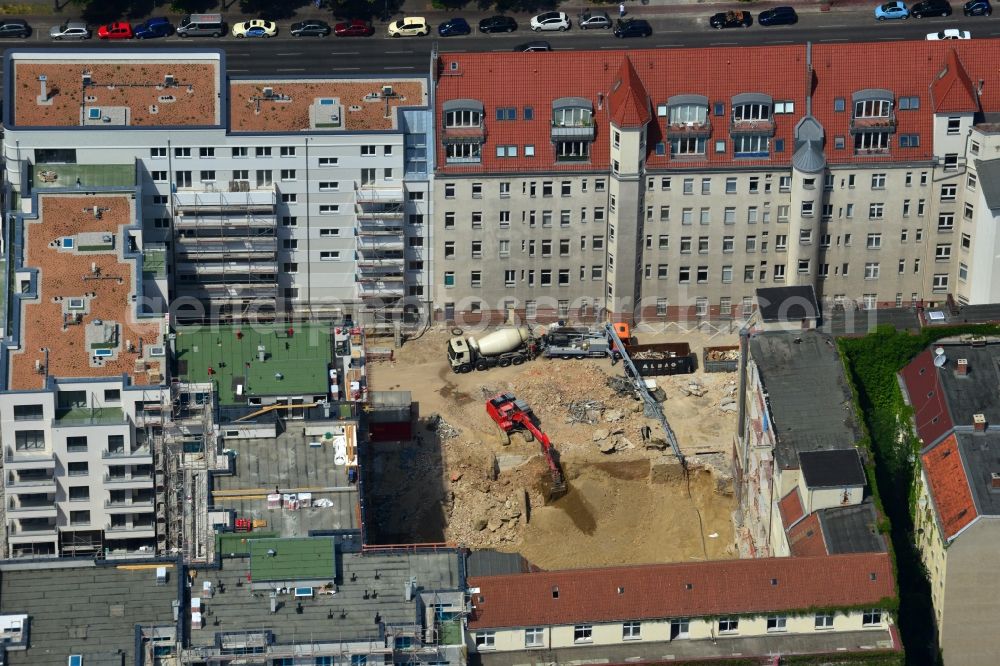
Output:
173,323,332,405
249,537,336,583
216,531,279,556
142,250,166,278
32,163,134,190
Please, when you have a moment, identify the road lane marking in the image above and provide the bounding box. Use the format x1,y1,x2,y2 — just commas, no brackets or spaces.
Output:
330,51,360,55
384,66,416,69
385,50,413,54
277,68,306,72
276,52,302,56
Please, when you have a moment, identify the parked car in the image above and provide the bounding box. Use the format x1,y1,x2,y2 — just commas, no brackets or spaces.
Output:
531,11,571,31
578,11,612,29
927,28,971,37
334,19,374,37
97,21,133,39
479,16,518,33
133,17,173,39
0,19,30,38
233,19,277,38
614,18,652,37
176,13,225,37
438,18,471,36
758,6,799,25
388,17,430,37
514,40,551,51
911,0,953,15
875,1,911,19
964,0,991,15
290,20,331,37
710,10,753,28
50,21,91,40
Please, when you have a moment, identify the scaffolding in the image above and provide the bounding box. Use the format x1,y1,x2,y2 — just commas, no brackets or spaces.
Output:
354,181,406,325
172,186,279,323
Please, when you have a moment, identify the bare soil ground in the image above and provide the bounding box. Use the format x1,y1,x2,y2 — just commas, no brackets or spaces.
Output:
366,326,741,569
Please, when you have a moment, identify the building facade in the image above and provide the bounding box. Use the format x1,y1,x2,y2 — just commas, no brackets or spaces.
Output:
432,42,1000,325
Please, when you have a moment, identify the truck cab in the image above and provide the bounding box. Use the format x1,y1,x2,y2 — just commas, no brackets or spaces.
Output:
447,337,472,372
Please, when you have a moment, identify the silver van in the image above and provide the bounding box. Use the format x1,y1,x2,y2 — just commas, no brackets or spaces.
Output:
176,14,226,38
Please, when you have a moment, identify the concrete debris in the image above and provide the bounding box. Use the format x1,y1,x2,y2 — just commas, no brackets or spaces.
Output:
487,518,503,532
604,409,625,423
427,413,460,439
614,436,634,451
645,438,669,451
679,382,707,397
632,349,668,360
592,428,610,442
706,348,739,362
474,518,488,531
599,439,618,454
719,403,738,413
568,399,605,424
606,375,636,396
312,498,335,508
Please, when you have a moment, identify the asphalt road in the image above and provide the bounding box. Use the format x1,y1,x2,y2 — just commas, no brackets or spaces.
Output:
0,12,996,74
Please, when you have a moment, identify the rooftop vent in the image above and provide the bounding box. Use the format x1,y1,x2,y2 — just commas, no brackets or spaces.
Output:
991,472,1000,490
81,72,90,86
164,74,174,87
263,87,274,99
382,85,394,97
616,586,625,595
957,358,969,376
974,413,987,432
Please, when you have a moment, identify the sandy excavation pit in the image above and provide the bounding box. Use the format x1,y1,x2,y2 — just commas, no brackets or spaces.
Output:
366,327,741,569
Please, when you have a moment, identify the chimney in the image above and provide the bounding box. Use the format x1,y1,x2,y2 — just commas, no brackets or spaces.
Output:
974,413,987,432
991,472,1000,490
957,358,969,376
38,74,48,100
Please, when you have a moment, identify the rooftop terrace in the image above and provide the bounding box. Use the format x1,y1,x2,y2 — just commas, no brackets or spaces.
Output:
8,193,164,390
187,550,461,648
0,563,178,666
32,163,134,190
11,55,221,128
173,323,332,405
749,331,862,469
229,78,426,132
211,428,359,537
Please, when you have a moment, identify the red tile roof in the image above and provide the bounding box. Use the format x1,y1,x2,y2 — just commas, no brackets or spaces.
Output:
435,40,1000,174
786,513,828,557
899,349,953,446
778,488,805,529
468,553,894,629
609,57,651,129
921,433,977,541
930,49,979,114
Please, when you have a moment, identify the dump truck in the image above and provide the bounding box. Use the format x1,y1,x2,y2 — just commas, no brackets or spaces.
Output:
447,326,539,373
629,342,697,376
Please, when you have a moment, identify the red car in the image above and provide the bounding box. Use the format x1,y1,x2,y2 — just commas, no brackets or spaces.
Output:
334,19,374,37
97,22,133,39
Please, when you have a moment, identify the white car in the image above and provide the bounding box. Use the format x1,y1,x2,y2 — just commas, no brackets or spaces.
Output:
530,11,571,31
927,28,971,39
387,17,430,37
232,19,277,38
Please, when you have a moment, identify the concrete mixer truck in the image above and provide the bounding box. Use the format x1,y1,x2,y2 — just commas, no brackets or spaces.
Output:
447,326,540,373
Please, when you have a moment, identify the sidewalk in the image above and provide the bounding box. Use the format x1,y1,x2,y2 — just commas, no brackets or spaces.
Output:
3,0,878,28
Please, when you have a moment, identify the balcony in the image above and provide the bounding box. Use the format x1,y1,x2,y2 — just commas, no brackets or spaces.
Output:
6,476,57,494
104,499,155,513
358,237,404,252
7,496,56,519
355,183,405,204
551,121,595,141
175,261,277,276
53,407,126,427
358,256,404,269
850,115,896,134
102,447,153,464
173,187,276,212
729,118,776,137
174,238,277,258
666,119,712,139
3,447,55,469
104,522,156,538
360,282,405,299
7,519,57,538
441,124,487,144
103,473,154,488
355,203,404,220
359,218,404,233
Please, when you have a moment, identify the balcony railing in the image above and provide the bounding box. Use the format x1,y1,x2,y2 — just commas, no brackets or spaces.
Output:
729,118,776,136
53,407,126,427
104,474,154,485
105,499,155,510
666,119,712,139
850,115,896,134
102,447,152,461
551,122,595,141
4,448,55,466
441,124,486,144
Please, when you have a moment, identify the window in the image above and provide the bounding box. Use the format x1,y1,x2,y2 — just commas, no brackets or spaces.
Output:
898,259,906,274
869,203,884,220
282,239,299,250
471,182,483,198
867,233,882,249
14,430,44,450
670,618,690,639
13,405,43,421
495,107,517,121
815,613,835,630
933,273,949,292
199,170,216,182
680,237,692,254
504,270,515,287
967,172,978,191
678,266,691,283
623,621,641,640
255,170,272,187
446,143,481,163
361,145,376,156
283,262,298,274
774,100,795,114
965,202,975,220
946,117,961,135
865,262,880,280
734,135,769,157
959,262,969,282
862,610,883,627
697,266,708,283
698,237,709,254
475,632,495,649
773,264,786,281
916,228,924,242
746,235,757,253
935,243,952,261
70,510,90,526
66,436,87,452
174,147,191,158
573,625,593,643
725,177,737,194
722,265,733,283
724,208,736,225
558,269,570,285
898,96,920,110
496,145,518,158
962,232,971,250
150,147,167,158
899,134,920,148
801,201,814,217
319,205,339,215
540,270,552,286
443,241,455,259
744,265,755,282
151,170,167,183
767,616,788,633
443,272,455,287
671,137,706,156
659,206,670,222
499,240,511,257
591,265,603,280
525,628,543,648
775,234,788,251
700,208,711,225
871,173,886,189
68,461,88,476
718,617,739,634
779,176,791,192
938,214,954,232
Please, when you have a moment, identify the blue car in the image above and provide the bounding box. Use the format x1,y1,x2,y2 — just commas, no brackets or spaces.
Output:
438,18,471,36
133,17,173,39
875,1,910,19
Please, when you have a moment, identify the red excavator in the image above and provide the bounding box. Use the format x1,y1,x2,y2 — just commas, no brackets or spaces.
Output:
486,392,567,500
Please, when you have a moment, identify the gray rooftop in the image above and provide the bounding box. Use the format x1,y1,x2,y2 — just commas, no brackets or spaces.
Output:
212,429,359,536
755,286,820,323
956,431,1000,519
466,550,529,578
823,307,920,337
0,564,178,666
976,158,1000,210
818,503,887,554
749,331,861,469
936,343,1000,429
800,449,867,488
951,303,1000,325
188,550,461,648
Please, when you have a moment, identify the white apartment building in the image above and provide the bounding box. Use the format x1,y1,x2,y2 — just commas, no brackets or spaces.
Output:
432,42,1000,325
2,49,433,326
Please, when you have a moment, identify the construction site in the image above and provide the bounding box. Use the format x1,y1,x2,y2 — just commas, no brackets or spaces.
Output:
365,324,740,569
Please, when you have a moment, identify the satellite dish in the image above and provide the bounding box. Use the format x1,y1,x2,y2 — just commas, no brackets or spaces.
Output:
934,349,948,368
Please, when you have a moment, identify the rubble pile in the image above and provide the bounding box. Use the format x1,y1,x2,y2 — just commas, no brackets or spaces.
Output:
706,348,740,362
